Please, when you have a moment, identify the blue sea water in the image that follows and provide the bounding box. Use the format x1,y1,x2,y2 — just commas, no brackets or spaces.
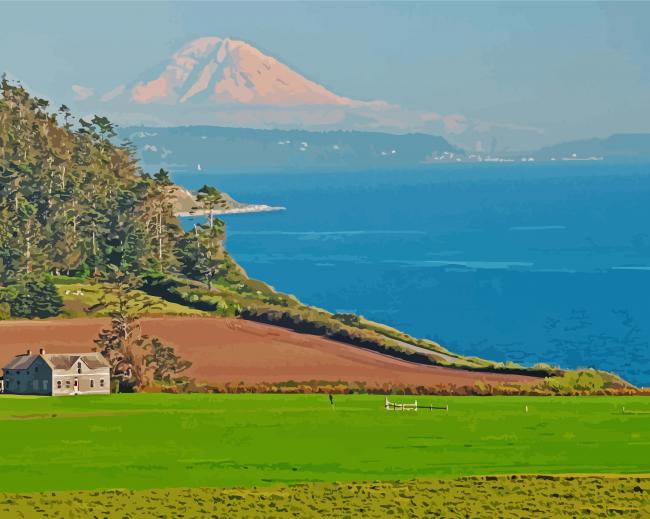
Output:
174,163,650,386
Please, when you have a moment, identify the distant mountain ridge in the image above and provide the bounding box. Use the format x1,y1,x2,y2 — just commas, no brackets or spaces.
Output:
119,125,462,172
532,133,650,161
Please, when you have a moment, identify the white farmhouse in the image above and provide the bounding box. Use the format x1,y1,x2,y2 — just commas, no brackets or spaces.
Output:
2,349,110,396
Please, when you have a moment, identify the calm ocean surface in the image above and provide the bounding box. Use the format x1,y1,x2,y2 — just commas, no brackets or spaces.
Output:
174,163,650,386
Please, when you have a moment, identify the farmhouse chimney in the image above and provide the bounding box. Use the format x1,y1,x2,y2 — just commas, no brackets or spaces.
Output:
39,348,45,355
26,349,32,355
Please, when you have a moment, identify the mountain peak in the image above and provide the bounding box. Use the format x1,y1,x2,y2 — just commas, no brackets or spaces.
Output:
130,36,353,107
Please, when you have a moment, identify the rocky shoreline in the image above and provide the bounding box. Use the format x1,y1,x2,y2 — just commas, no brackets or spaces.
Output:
175,204,285,217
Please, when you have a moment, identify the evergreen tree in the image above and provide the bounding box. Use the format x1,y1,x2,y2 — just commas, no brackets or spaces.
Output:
0,79,229,315
0,80,189,285
177,219,225,289
196,184,226,229
28,276,64,318
7,275,63,318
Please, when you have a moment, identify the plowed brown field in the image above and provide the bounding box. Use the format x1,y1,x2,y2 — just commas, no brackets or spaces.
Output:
0,317,539,386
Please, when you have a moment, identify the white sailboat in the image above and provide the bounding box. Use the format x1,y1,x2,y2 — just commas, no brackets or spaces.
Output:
197,163,202,172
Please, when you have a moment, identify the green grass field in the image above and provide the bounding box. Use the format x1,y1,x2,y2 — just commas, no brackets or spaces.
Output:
0,394,648,495
56,282,206,317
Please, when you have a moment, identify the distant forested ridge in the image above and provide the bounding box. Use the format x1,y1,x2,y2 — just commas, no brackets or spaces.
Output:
531,133,650,161
119,125,462,173
0,78,225,309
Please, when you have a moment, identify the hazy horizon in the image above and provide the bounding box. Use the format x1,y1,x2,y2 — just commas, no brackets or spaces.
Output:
2,1,649,151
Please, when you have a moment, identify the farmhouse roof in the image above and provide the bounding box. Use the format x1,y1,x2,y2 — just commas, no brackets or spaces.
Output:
3,352,110,371
4,354,40,370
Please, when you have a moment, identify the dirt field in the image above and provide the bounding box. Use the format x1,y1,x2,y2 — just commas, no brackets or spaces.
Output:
0,317,539,386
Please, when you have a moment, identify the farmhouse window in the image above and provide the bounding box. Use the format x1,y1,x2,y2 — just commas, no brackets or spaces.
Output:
90,380,95,388
57,381,62,389
100,379,105,387
77,362,82,374
65,380,70,388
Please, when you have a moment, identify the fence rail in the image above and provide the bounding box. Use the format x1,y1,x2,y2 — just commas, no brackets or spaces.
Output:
384,397,448,411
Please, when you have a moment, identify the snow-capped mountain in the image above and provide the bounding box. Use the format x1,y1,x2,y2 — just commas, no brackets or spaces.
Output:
72,36,546,151
93,36,386,112
130,37,374,108
73,36,400,130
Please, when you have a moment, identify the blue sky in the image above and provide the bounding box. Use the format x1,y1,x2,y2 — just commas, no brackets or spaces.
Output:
2,1,649,148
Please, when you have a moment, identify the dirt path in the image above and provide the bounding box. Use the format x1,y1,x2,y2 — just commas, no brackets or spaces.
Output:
0,317,540,387
391,338,478,367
